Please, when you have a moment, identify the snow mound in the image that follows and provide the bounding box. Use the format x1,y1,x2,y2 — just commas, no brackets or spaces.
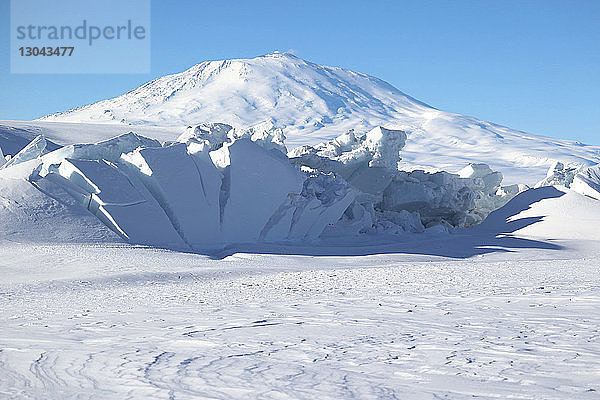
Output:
476,186,600,241
0,171,118,243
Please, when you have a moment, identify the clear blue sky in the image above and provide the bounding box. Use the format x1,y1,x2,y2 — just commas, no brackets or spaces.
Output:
1,0,598,144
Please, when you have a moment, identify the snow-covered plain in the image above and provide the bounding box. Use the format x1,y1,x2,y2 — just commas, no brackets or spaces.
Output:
1,238,600,399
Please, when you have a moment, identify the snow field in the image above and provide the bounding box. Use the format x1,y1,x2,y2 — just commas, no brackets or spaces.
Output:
0,242,599,399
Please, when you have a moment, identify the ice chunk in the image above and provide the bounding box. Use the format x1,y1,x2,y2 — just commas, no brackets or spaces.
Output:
292,130,512,229
458,163,494,178
458,163,503,193
364,126,406,169
47,157,188,249
219,139,304,243
496,183,529,198
290,127,406,172
235,120,288,155
40,132,161,175
381,169,503,228
289,126,406,191
534,161,583,188
571,164,600,200
262,171,358,241
121,142,222,250
178,120,288,156
1,135,53,169
177,122,234,151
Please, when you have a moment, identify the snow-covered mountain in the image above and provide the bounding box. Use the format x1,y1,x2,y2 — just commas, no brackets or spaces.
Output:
41,52,431,134
36,52,600,184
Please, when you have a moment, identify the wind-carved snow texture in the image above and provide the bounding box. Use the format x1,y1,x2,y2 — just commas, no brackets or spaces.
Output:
37,51,600,185
2,240,600,399
0,120,539,249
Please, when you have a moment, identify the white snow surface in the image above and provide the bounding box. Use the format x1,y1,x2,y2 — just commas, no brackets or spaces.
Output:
21,51,598,185
1,192,600,398
2,52,600,399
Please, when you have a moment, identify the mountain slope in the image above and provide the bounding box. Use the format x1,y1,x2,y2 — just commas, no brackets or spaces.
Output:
41,52,430,133
38,52,600,184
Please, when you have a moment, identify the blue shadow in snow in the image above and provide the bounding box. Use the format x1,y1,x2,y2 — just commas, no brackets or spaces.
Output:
209,186,567,260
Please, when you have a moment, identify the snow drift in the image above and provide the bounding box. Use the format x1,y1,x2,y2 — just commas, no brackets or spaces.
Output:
475,185,600,241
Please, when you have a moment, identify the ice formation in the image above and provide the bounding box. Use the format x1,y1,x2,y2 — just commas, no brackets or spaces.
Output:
571,164,600,200
178,120,288,155
216,140,300,242
291,128,519,230
534,161,583,188
0,122,528,250
532,161,600,200
1,135,55,170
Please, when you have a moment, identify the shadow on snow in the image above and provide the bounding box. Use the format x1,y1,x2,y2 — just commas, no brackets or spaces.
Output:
208,186,566,260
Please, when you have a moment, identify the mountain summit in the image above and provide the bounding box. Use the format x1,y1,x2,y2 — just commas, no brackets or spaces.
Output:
40,52,600,183
41,52,431,135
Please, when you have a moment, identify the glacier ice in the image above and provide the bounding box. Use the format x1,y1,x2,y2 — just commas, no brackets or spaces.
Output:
235,120,288,155
571,164,600,200
177,122,234,151
121,143,222,250
289,127,406,184
262,170,358,241
291,129,516,230
40,132,161,170
534,161,583,188
1,135,54,170
178,120,288,156
44,157,188,249
217,139,304,243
